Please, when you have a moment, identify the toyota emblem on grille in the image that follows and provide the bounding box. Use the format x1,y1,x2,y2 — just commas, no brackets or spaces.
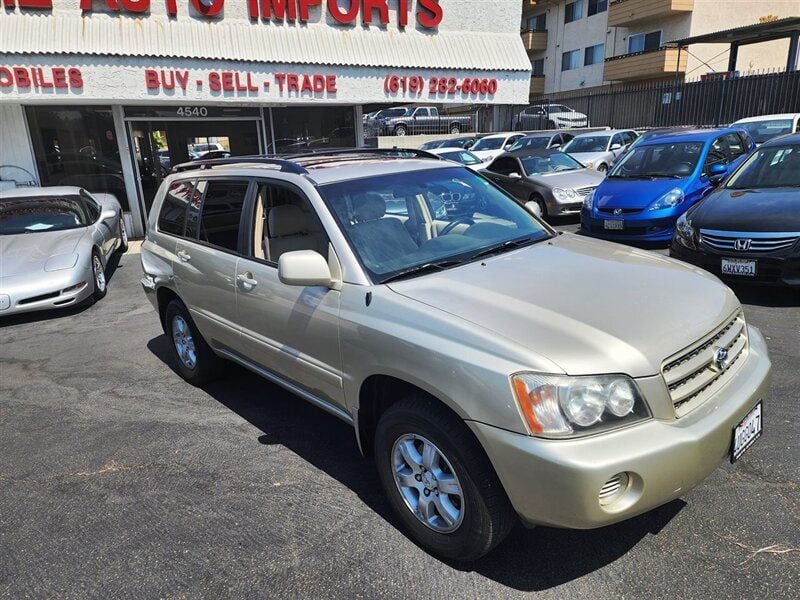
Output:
734,238,752,251
713,347,731,371
613,208,622,215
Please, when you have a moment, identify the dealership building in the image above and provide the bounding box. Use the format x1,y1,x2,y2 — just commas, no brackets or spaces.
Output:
0,0,531,236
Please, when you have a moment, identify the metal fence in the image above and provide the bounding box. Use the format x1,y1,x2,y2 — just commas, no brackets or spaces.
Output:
502,69,800,131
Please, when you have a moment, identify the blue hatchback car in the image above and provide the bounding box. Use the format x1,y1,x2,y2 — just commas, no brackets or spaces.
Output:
581,128,755,243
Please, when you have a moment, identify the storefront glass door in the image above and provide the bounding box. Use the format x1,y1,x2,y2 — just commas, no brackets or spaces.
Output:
128,118,262,215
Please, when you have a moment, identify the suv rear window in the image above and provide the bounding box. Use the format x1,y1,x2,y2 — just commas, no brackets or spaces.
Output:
158,180,194,236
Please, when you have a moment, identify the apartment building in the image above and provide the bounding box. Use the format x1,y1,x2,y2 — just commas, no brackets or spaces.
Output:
521,0,800,97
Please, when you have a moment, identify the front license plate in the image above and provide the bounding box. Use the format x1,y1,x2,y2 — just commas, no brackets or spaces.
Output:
604,219,624,230
721,258,756,277
731,402,762,463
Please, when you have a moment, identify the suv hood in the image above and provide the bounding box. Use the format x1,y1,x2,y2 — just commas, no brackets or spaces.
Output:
388,233,738,377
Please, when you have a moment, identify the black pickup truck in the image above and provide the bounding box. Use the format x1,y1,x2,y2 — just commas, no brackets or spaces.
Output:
378,106,473,136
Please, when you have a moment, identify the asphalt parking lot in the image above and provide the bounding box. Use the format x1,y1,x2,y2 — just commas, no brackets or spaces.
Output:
1,230,799,599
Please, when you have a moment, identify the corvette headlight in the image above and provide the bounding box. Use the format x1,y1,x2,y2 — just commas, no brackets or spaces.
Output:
552,187,578,202
44,253,79,272
582,189,595,210
511,373,650,438
649,187,684,211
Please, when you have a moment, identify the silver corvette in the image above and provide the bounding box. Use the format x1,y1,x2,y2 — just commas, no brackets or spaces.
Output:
0,186,127,316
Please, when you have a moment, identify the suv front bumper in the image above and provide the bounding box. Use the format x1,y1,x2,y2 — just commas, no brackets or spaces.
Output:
468,325,771,529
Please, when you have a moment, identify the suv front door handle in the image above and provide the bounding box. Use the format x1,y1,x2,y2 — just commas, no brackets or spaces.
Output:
177,249,191,262
237,272,258,288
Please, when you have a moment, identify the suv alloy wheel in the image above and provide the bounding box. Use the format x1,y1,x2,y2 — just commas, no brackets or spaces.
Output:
375,394,515,561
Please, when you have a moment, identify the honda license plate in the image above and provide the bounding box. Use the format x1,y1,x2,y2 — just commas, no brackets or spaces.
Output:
731,402,762,463
604,219,624,230
721,258,756,277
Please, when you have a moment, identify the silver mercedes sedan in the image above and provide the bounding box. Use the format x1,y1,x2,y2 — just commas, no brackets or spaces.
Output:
0,186,127,316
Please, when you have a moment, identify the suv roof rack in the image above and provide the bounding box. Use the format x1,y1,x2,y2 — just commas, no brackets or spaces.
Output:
170,147,442,175
284,147,444,161
171,157,309,174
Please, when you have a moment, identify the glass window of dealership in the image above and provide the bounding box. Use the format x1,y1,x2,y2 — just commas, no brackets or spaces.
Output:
0,0,533,236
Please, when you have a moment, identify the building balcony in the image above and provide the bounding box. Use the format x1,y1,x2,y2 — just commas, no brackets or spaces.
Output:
529,76,545,96
521,0,541,16
604,47,687,81
608,0,694,28
521,29,548,53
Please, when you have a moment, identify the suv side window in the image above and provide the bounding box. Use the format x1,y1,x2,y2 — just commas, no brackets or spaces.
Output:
251,182,329,264
195,180,249,252
611,133,624,149
622,131,637,145
415,108,429,117
158,180,195,236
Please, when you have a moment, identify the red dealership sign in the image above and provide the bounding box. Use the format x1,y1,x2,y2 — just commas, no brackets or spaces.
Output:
1,0,444,28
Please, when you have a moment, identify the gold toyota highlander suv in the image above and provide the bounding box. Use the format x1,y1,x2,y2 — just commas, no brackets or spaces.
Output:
140,150,771,561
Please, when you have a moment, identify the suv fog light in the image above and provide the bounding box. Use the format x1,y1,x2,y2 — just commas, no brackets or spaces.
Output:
599,472,629,506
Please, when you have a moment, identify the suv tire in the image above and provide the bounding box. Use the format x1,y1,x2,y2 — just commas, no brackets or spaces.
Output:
165,299,222,385
394,124,408,136
449,124,461,134
375,394,515,561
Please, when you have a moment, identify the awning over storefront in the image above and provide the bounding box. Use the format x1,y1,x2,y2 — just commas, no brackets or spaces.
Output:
0,1,532,105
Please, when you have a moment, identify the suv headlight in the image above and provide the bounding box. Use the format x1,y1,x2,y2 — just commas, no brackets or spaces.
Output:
675,212,696,249
582,189,595,211
552,187,578,202
511,373,651,438
648,187,684,211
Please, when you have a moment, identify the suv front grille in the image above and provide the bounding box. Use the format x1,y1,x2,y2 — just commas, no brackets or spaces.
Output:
700,230,800,253
661,312,748,417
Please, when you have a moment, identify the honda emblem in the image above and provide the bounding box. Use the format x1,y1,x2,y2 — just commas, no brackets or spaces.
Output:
734,238,752,251
613,208,622,216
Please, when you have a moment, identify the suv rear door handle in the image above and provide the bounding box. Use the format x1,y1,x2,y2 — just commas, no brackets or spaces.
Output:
237,273,258,288
177,249,191,262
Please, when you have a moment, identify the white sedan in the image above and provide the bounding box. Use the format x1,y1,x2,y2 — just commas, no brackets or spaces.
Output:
425,148,492,171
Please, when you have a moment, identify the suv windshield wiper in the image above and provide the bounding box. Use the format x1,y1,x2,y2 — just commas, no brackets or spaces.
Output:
380,259,463,284
468,235,547,261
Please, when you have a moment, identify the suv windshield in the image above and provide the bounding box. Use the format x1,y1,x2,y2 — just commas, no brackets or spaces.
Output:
727,145,800,188
472,137,505,151
0,195,89,235
563,136,609,153
319,167,552,282
737,119,794,144
521,152,582,175
609,141,704,179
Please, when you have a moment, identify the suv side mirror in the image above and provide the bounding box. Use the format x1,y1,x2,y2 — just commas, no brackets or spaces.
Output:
278,250,333,288
100,208,117,221
610,143,622,151
508,172,522,179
